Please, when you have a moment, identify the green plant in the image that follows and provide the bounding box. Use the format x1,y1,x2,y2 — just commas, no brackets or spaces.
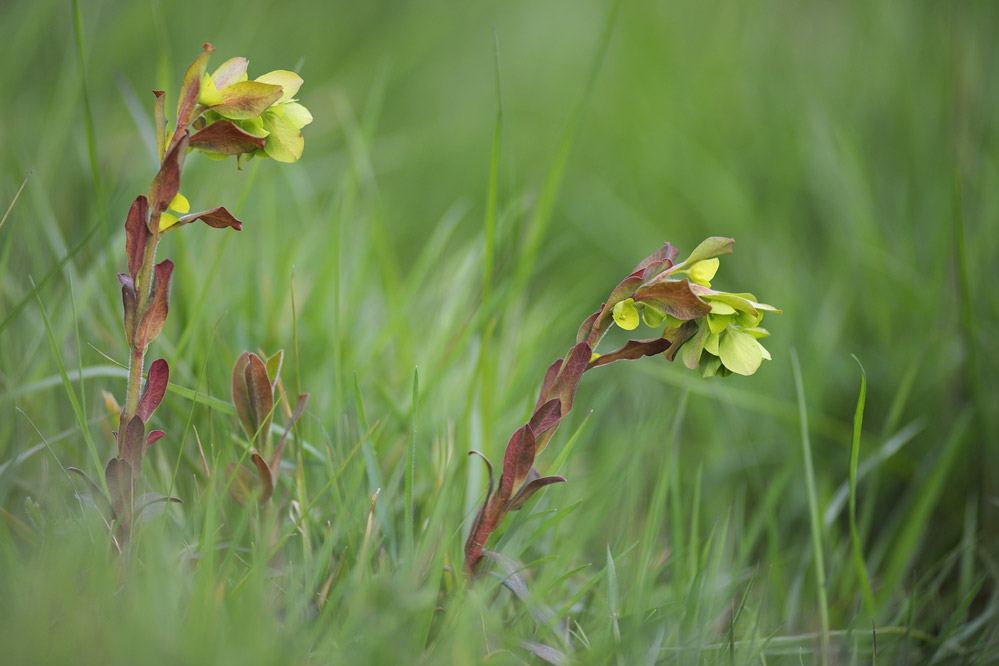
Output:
70,44,312,546
464,237,780,573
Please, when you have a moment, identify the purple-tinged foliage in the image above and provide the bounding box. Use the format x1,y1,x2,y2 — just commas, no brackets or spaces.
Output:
464,239,780,574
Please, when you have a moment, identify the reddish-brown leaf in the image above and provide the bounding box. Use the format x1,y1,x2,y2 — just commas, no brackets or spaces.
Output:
575,308,600,345
210,81,283,120
548,342,591,417
499,425,536,502
232,352,255,441
145,430,165,448
124,196,150,279
119,415,146,474
148,132,189,218
244,353,274,445
663,320,699,362
251,452,274,504
534,358,563,411
529,399,562,436
633,242,678,278
119,273,137,347
137,358,169,422
597,275,643,327
226,462,258,507
172,206,243,231
134,259,174,350
176,43,214,131
189,120,267,156
633,279,711,321
587,338,672,369
507,474,566,512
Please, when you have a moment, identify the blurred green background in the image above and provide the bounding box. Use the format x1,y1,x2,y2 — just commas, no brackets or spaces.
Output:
1,0,997,663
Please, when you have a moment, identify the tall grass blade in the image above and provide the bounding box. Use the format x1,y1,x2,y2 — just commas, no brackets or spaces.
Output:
848,355,876,617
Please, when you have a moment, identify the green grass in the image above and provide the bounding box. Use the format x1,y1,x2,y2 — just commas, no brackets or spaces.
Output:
2,0,998,663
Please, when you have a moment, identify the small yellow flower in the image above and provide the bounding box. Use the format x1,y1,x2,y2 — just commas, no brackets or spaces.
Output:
159,193,190,231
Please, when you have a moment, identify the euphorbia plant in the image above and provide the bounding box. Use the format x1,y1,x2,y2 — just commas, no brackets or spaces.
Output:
464,237,779,574
76,44,311,545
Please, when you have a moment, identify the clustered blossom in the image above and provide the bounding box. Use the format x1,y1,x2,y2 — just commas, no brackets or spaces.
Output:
465,237,780,574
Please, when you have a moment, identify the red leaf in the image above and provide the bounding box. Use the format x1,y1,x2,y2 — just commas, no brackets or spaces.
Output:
174,206,242,231
251,452,274,504
124,196,150,279
548,342,591,417
232,352,256,442
633,279,711,321
632,242,678,277
134,259,174,350
176,43,214,131
500,425,536,503
586,338,672,369
534,359,563,411
597,274,643,327
137,358,169,422
244,353,274,444
529,399,562,436
145,430,165,448
507,473,566,511
575,308,600,345
148,133,189,218
119,415,146,474
119,273,136,347
189,120,267,156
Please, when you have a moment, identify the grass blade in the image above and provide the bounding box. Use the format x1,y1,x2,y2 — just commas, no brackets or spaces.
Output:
849,355,876,617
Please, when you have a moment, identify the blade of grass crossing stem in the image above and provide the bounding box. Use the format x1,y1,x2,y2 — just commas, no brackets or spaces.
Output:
546,410,592,477
33,281,107,496
0,171,30,232
482,29,503,306
791,350,830,663
514,0,620,291
849,356,876,617
880,409,972,605
406,368,419,558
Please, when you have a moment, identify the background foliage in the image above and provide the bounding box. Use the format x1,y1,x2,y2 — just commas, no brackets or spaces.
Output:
1,0,997,663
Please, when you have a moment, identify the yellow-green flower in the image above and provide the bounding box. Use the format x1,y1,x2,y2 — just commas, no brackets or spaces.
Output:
158,193,190,231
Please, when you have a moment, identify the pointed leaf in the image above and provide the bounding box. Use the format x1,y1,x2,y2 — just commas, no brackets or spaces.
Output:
632,242,678,275
678,236,734,267
587,337,672,369
118,273,136,347
244,353,274,445
148,132,189,217
189,120,267,156
547,342,591,417
251,452,274,504
119,415,146,473
152,91,167,161
507,474,566,511
211,81,282,120
145,430,165,448
265,350,284,386
529,399,562,436
134,259,173,349
124,196,150,279
232,352,255,441
634,279,711,321
534,358,563,411
174,207,243,231
575,308,600,345
500,425,536,501
210,57,248,89
176,43,214,131
137,358,169,422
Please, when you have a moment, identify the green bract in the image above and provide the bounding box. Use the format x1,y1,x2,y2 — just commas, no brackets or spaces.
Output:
193,56,313,164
